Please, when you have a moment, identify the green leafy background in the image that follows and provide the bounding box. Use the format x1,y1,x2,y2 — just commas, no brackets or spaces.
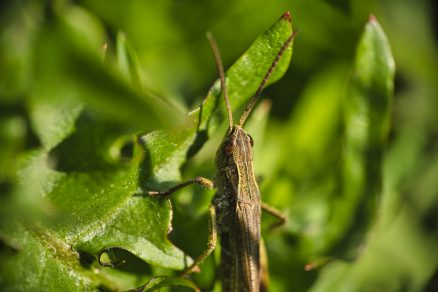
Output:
1,0,437,291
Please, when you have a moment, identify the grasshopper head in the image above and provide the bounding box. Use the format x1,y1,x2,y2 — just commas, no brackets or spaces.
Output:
216,126,254,169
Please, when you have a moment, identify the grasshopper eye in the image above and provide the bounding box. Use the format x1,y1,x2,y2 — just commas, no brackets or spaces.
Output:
248,134,254,147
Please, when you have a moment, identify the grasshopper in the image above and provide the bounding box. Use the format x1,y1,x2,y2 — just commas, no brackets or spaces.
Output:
148,22,296,292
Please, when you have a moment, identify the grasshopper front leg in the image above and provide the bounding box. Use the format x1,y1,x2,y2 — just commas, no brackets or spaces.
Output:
147,176,214,197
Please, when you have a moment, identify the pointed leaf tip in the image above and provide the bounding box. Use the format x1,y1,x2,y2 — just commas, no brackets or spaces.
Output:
282,11,292,22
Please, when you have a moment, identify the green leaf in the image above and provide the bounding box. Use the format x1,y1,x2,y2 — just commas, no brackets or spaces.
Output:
1,116,192,290
267,66,348,257
135,276,200,292
326,16,395,256
116,32,142,88
0,223,127,291
45,115,192,271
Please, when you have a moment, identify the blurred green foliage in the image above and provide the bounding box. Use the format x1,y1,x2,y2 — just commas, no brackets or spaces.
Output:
1,0,438,291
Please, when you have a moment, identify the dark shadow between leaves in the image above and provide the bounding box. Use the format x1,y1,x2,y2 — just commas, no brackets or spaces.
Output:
97,247,153,276
0,182,12,199
422,203,438,235
0,238,20,255
186,91,223,160
0,103,41,150
425,264,438,292
186,129,208,160
77,250,95,269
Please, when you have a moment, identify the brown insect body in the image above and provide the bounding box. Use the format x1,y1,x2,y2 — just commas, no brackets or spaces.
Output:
214,126,261,292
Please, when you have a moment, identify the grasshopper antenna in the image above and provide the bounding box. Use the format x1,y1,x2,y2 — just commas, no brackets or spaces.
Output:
238,30,298,127
207,32,234,129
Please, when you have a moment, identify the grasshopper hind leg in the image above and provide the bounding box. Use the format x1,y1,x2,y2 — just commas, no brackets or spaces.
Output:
261,202,287,231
